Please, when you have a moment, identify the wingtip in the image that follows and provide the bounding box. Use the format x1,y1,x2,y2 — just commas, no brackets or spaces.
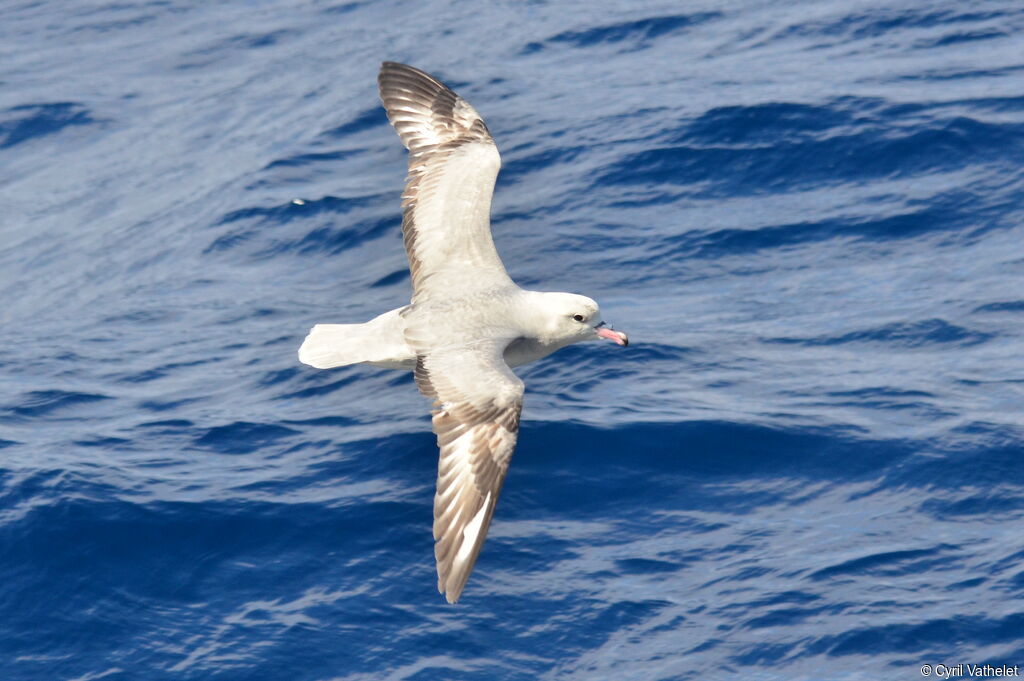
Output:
439,579,462,604
442,583,464,604
378,61,434,83
378,60,402,77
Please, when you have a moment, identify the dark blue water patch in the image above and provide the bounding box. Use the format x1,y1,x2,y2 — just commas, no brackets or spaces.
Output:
967,94,1024,113
323,106,385,139
258,367,301,387
320,1,362,16
452,594,675,679
137,397,203,413
250,307,280,319
280,415,358,429
0,468,64,504
521,12,722,53
263,149,359,171
730,641,800,665
264,211,398,254
117,358,212,384
274,371,363,400
209,28,295,51
809,387,950,421
176,29,297,69
695,209,932,256
807,547,951,581
763,318,992,349
66,1,165,34
542,225,652,262
2,390,111,418
870,438,1024,516
131,418,213,454
771,7,1011,45
598,112,1024,197
506,421,908,520
499,144,586,184
100,308,184,325
235,432,433,498
737,590,824,612
592,598,672,633
662,200,983,261
973,300,1024,313
984,547,1024,582
135,418,196,434
371,267,409,287
682,100,863,145
687,637,721,655
807,612,1024,657
192,421,301,454
614,557,683,575
385,370,417,389
920,493,1024,520
73,435,132,449
0,492,434,679
919,27,1009,48
948,420,1024,448
824,387,935,405
948,577,988,592
216,195,374,227
905,62,1024,82
0,102,98,148
0,495,426,600
1009,570,1024,590
206,197,390,256
0,439,17,449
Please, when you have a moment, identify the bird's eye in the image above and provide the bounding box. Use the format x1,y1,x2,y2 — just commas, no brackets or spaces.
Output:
572,314,585,322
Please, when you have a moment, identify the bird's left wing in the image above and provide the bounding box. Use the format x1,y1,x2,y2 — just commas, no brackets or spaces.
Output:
413,340,524,603
378,62,513,300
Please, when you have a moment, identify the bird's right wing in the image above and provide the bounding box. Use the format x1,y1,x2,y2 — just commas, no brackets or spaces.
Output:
413,340,524,603
378,62,513,300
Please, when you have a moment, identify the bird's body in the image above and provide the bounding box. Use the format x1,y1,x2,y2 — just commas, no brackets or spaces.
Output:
300,289,607,371
299,62,627,603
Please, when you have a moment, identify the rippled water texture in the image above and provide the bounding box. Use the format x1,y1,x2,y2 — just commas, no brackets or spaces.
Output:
2,1,1024,679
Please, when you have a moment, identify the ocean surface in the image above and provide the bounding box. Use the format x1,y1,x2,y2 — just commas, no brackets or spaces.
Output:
3,1,1024,679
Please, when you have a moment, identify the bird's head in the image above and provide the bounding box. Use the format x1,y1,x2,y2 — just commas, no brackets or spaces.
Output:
535,292,629,348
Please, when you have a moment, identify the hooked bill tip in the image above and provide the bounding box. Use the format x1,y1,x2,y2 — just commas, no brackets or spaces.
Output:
596,327,629,347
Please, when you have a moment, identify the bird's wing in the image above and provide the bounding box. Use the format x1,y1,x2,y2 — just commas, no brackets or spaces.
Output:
378,62,513,300
413,339,524,603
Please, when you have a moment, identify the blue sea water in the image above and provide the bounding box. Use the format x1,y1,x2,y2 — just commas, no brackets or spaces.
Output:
2,0,1024,679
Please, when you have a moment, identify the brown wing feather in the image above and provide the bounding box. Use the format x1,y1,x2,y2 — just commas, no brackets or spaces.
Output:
378,62,493,154
377,62,511,298
414,346,523,603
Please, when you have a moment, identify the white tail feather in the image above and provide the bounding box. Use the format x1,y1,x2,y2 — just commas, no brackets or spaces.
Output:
298,307,414,370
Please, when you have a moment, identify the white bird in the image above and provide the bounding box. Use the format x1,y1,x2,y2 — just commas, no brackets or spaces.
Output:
299,62,628,603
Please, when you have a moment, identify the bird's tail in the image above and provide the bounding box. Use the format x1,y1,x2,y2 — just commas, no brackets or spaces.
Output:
298,306,413,370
